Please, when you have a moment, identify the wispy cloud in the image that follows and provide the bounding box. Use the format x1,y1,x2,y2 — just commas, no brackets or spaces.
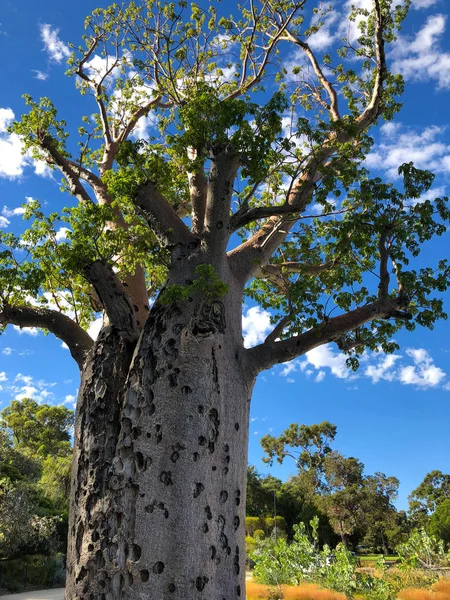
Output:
0,373,58,404
367,122,450,179
40,23,70,63
412,0,440,7
2,205,26,218
32,69,49,81
391,14,450,89
278,344,449,391
13,326,39,337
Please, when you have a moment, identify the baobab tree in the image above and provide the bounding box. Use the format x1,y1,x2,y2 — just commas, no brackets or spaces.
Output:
1,0,448,598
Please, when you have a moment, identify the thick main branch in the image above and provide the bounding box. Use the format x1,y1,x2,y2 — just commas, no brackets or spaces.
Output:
83,260,139,344
0,305,93,369
246,298,411,374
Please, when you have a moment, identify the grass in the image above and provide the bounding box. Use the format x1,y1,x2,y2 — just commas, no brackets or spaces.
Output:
246,578,450,600
397,582,450,600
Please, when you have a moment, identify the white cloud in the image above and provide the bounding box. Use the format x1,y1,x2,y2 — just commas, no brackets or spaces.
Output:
1,348,13,356
379,122,401,138
54,227,71,242
365,354,402,383
304,345,351,379
242,306,272,348
87,316,103,341
280,361,297,377
15,373,33,385
0,108,14,133
32,69,49,81
412,0,440,7
2,205,26,218
0,130,28,178
308,9,339,50
40,24,70,63
84,54,125,85
0,372,7,382
277,342,449,391
4,374,57,404
0,216,10,228
13,326,39,336
15,385,39,400
316,370,326,383
362,347,448,389
0,109,53,179
399,348,447,388
367,123,450,179
64,394,76,407
391,14,450,89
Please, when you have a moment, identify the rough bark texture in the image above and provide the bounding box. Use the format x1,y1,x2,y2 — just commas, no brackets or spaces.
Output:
66,270,254,600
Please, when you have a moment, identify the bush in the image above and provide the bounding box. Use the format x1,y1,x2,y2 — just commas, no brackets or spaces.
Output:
0,554,65,592
396,529,449,568
383,568,438,593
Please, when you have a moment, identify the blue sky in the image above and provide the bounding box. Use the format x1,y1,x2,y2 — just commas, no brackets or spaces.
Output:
0,0,450,512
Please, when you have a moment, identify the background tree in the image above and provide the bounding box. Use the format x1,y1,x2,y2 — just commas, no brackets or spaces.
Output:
262,422,402,550
0,400,74,560
1,0,449,597
0,398,74,458
409,471,450,527
357,473,399,553
429,499,450,547
246,466,284,517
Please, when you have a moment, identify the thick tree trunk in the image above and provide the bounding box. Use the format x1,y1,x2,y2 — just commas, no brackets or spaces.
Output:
67,289,254,599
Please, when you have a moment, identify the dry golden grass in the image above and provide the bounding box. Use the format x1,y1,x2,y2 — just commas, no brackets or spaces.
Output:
397,582,450,600
246,582,272,599
280,583,347,600
246,581,347,600
434,581,450,595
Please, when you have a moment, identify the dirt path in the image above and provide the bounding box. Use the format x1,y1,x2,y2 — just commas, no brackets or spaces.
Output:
0,589,65,600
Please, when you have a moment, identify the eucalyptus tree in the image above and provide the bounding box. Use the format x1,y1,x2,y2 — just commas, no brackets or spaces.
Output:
1,0,449,598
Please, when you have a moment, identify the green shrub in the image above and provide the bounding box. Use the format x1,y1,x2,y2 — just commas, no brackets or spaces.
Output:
0,554,65,592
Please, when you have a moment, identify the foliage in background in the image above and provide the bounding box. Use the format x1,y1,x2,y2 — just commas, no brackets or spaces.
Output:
0,399,73,561
258,421,401,551
396,528,450,569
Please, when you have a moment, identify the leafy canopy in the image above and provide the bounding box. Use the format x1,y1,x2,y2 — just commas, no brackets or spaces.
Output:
0,0,449,375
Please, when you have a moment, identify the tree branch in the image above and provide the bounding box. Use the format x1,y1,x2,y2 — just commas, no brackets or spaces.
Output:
41,137,94,204
204,151,240,254
228,0,388,285
246,298,412,374
0,305,93,370
83,260,139,344
116,96,171,144
264,314,293,344
75,37,114,147
355,0,386,131
282,32,340,121
134,180,198,248
378,231,390,300
187,148,207,235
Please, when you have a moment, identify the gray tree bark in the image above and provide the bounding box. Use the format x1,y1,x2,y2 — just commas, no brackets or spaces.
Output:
66,271,254,599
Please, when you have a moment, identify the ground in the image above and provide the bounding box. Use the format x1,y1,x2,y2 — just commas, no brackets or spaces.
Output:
0,589,64,600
